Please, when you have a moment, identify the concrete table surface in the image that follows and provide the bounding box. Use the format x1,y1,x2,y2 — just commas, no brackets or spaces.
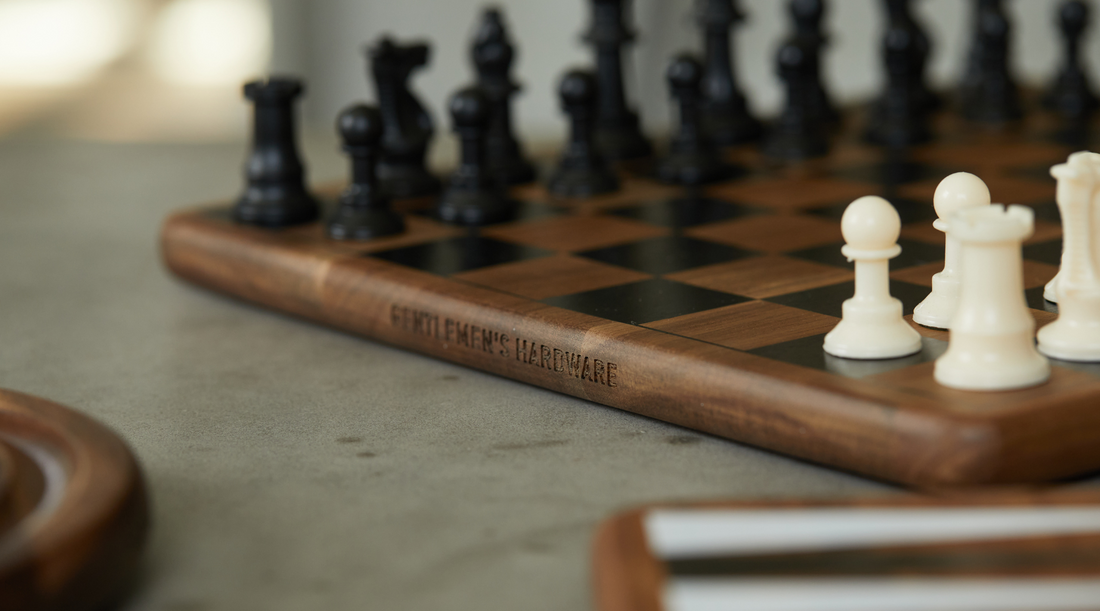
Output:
0,136,1084,611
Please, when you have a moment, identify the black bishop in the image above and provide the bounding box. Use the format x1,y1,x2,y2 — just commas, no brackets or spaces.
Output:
472,8,537,185
1044,0,1098,123
695,0,761,145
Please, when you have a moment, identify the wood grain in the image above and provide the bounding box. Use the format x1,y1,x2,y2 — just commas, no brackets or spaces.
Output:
161,205,1100,488
0,389,148,611
591,489,1100,611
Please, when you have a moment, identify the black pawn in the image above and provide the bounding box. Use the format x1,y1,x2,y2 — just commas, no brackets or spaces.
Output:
584,0,653,161
790,0,839,124
762,40,830,160
437,87,514,226
327,105,404,241
883,0,940,113
472,8,537,186
864,21,932,147
695,0,761,145
959,0,1021,124
658,55,729,186
548,70,620,198
368,37,442,199
1044,0,1098,122
233,77,320,227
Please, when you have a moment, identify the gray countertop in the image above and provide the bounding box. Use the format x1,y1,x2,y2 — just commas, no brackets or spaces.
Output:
7,135,1071,611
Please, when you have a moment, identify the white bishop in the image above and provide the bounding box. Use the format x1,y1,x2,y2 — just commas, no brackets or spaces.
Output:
1038,152,1100,361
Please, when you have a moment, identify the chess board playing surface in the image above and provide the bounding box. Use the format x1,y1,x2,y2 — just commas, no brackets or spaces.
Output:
161,112,1100,488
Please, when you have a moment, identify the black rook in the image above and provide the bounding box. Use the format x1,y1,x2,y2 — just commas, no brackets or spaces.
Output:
233,77,320,228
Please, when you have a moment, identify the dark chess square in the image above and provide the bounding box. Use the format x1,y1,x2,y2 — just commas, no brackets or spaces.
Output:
577,235,757,275
543,278,751,325
370,235,552,275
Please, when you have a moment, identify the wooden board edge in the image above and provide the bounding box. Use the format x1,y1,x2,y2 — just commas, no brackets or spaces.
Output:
159,209,1100,487
592,509,665,611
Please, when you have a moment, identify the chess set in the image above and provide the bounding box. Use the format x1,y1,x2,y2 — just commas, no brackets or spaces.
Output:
161,0,1100,489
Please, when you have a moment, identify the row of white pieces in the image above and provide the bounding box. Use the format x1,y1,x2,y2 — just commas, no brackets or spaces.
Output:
820,192,1049,392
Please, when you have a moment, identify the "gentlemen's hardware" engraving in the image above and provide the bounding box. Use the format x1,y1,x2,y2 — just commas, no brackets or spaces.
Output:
390,304,618,387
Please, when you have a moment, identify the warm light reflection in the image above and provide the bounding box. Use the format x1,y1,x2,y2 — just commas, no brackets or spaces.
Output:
147,0,271,86
0,0,136,86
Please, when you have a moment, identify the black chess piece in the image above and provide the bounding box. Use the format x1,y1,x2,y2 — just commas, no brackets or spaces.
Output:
472,8,537,186
959,0,1022,124
584,0,653,161
657,54,730,186
327,105,405,241
790,0,839,124
695,0,761,146
233,77,321,228
883,0,941,112
548,70,620,197
368,37,442,199
865,22,932,147
1044,0,1098,122
762,39,830,160
437,87,514,226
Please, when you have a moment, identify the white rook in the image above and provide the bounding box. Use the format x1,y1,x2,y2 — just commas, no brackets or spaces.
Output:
823,196,922,360
935,205,1050,391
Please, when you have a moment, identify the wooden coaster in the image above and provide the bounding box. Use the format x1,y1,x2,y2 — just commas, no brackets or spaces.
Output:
0,389,148,611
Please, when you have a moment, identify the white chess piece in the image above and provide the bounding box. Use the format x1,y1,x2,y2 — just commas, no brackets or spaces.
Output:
912,172,992,329
823,196,922,360
935,205,1049,391
1038,152,1100,361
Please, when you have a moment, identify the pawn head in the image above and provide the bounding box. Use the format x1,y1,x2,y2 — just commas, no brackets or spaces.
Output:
776,40,810,75
1060,1,1089,35
337,104,383,147
933,172,991,220
841,196,901,250
559,70,598,107
791,0,824,23
667,54,703,91
449,87,490,128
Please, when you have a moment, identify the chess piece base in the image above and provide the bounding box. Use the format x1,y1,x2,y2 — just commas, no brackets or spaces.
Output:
913,271,959,330
935,334,1050,391
327,208,405,241
656,151,731,187
437,190,514,226
234,188,320,228
379,163,442,199
547,167,620,199
823,298,922,360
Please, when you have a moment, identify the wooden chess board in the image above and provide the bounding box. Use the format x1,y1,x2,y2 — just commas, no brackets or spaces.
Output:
160,112,1100,488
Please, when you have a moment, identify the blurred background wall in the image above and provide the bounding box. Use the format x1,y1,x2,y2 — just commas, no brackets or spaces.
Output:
0,0,1094,160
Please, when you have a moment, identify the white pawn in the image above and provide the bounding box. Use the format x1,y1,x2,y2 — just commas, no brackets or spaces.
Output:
935,205,1049,391
1038,152,1100,361
912,172,992,329
823,196,922,360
